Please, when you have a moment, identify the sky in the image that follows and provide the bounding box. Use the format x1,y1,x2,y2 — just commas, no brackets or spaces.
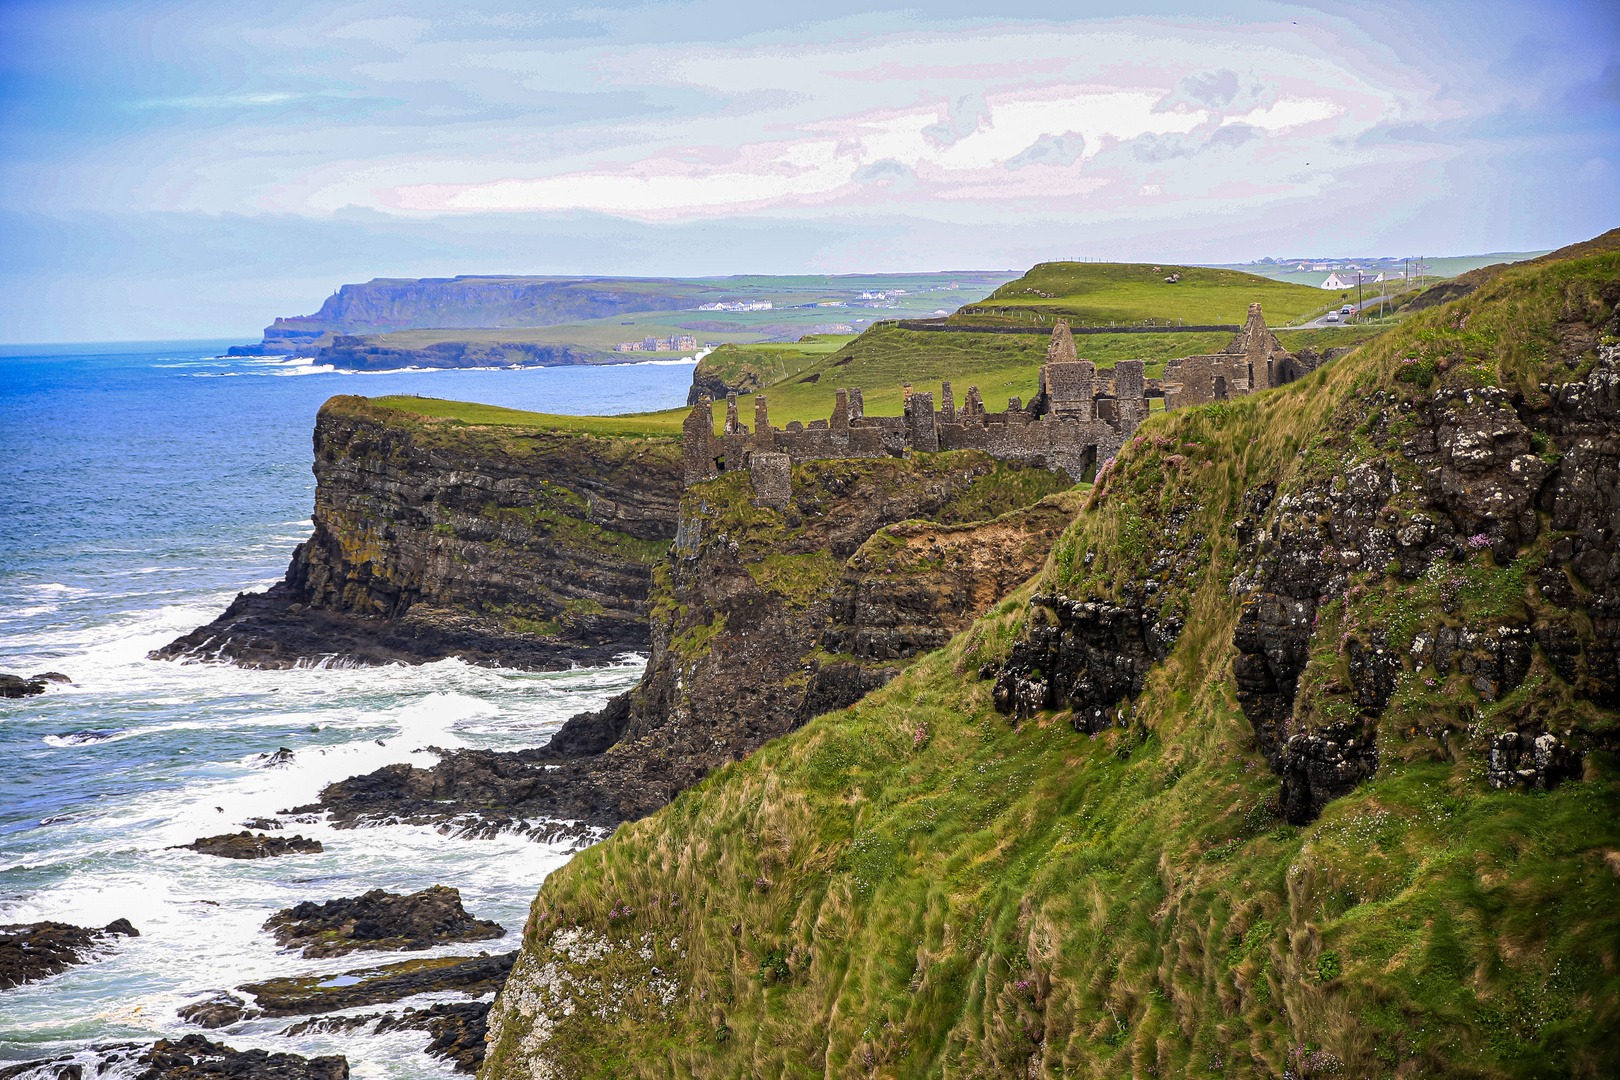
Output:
1,0,1616,342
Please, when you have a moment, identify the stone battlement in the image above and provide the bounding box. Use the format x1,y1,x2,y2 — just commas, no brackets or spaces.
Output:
682,305,1315,501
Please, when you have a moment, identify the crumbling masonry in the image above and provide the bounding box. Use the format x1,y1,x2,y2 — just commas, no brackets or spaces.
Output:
683,303,1316,503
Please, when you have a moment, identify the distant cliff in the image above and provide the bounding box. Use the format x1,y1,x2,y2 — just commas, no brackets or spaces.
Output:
152,396,682,670
235,276,715,355
309,336,604,371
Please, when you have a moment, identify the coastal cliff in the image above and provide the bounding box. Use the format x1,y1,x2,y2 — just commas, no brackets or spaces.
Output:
481,253,1620,1079
309,337,604,371
153,397,681,670
308,453,1078,829
237,276,714,355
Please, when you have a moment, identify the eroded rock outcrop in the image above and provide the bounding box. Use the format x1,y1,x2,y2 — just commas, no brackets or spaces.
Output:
827,494,1081,664
178,993,252,1029
240,951,514,1018
176,832,323,860
153,397,681,670
282,1004,491,1073
0,1039,346,1080
306,455,1076,832
263,886,503,958
1229,321,1620,820
137,1035,348,1080
0,919,139,990
991,496,1204,729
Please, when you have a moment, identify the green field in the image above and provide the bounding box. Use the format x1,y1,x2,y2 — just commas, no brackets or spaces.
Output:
959,261,1334,328
368,395,690,436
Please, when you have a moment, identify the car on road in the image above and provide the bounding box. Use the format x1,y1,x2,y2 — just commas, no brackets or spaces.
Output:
1340,305,1355,314
1325,312,1340,323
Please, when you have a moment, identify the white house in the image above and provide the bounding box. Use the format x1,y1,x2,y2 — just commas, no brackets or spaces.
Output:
1321,272,1355,290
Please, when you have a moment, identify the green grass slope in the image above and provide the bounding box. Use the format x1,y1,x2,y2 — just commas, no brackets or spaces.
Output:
957,262,1331,328
367,395,690,436
482,254,1620,1080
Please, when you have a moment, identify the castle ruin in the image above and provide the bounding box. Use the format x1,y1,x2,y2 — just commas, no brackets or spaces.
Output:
682,303,1314,501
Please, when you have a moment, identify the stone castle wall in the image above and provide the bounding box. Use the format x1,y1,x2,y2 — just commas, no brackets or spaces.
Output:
683,304,1315,496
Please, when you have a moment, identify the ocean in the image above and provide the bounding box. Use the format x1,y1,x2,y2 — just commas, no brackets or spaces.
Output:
0,343,698,1078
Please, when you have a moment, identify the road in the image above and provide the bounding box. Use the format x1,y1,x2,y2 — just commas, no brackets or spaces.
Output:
1296,293,1396,328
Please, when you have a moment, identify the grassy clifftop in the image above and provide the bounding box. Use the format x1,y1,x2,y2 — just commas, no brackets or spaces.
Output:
959,262,1331,327
481,254,1620,1080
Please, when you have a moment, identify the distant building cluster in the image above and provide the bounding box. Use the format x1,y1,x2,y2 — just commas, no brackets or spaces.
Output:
614,334,698,353
698,301,773,312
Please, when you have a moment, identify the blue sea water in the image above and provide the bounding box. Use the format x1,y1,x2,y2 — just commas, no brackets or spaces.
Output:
0,344,697,1078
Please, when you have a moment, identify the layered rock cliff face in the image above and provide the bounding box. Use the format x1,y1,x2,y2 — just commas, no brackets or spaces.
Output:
991,255,1620,826
251,276,706,353
1228,326,1620,822
310,455,1076,828
153,397,681,670
610,458,1078,789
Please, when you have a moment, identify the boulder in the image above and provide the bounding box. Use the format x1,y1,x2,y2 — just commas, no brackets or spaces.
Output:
0,674,46,698
177,992,252,1029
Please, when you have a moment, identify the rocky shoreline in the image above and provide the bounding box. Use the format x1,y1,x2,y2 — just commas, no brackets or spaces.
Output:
0,1036,350,1080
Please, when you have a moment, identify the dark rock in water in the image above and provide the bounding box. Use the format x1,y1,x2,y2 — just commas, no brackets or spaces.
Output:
175,832,323,859
298,747,625,833
1,674,47,698
377,1003,491,1073
136,1034,347,1080
281,1003,491,1074
0,920,139,989
49,731,117,746
0,1044,143,1080
243,817,283,831
30,672,72,684
240,950,515,1017
263,885,503,959
257,748,295,768
177,992,252,1029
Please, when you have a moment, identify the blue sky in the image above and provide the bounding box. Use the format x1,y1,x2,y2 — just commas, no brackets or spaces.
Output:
1,0,1616,341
